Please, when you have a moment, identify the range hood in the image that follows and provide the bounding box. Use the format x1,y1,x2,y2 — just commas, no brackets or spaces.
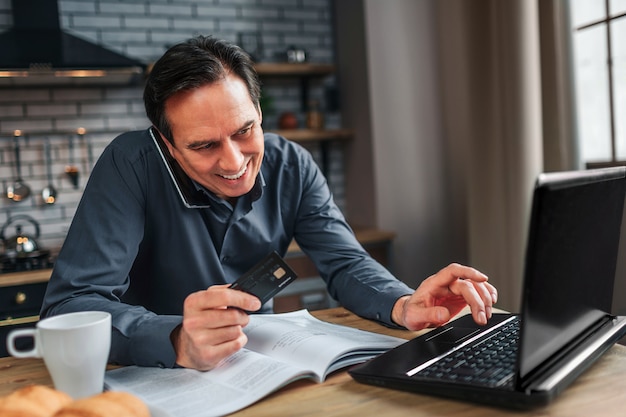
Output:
0,0,146,86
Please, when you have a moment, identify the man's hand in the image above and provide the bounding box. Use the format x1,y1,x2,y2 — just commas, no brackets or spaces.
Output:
392,263,497,331
171,284,261,370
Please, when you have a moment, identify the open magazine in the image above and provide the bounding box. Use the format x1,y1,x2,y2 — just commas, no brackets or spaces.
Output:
105,309,405,417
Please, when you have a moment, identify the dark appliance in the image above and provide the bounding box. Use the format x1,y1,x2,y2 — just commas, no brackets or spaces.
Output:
0,0,146,86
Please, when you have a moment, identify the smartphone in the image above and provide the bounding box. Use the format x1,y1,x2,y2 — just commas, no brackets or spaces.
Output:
150,127,213,208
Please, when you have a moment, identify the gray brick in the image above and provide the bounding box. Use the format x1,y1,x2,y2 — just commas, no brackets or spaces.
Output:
98,2,147,15
172,18,217,32
104,87,144,100
0,104,24,118
240,7,281,20
219,0,259,6
260,21,299,32
124,16,171,30
81,102,131,116
55,118,106,132
196,5,238,19
27,104,79,118
283,8,323,21
215,19,260,32
149,3,195,17
259,0,300,7
58,0,97,14
2,119,54,134
52,89,105,102
0,90,51,103
101,30,149,44
72,15,123,29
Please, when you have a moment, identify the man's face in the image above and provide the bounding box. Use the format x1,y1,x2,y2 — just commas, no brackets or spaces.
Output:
161,74,264,202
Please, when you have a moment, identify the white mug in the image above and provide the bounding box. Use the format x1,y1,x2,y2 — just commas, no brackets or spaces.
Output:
6,311,111,399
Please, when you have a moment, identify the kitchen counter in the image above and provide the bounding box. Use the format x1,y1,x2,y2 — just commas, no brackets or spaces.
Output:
0,269,51,287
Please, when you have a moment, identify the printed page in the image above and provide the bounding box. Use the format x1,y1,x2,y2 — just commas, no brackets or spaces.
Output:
105,348,314,417
244,309,405,380
105,310,405,416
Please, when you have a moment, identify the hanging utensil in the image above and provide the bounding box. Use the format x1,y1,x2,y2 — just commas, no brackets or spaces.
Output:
41,139,57,205
65,133,79,189
77,127,94,174
6,130,31,202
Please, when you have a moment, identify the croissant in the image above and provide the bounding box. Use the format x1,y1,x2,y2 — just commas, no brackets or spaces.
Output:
0,385,73,417
53,391,149,417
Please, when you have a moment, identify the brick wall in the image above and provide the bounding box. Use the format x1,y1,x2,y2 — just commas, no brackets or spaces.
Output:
0,0,343,253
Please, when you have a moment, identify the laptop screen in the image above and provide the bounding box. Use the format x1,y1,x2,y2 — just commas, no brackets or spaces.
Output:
518,167,626,380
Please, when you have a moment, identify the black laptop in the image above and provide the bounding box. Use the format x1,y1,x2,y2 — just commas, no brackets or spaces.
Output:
349,167,626,409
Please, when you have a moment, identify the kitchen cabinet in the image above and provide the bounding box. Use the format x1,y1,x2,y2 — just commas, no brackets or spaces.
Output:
0,270,49,357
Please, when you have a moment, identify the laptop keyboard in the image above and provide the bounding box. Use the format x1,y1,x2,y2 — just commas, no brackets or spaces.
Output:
413,316,520,388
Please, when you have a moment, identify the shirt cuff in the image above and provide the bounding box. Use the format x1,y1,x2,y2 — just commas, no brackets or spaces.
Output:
129,315,182,368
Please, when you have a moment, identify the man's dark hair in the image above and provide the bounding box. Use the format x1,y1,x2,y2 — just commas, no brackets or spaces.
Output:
144,35,261,144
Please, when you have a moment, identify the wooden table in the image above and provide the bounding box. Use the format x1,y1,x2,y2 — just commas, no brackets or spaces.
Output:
1,307,625,416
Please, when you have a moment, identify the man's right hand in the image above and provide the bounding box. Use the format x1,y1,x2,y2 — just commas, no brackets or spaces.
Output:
171,284,261,370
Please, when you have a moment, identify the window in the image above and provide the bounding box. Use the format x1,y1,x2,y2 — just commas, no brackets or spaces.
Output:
570,0,626,167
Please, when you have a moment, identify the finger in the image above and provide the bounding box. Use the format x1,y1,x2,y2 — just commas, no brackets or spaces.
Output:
471,281,495,318
403,305,452,331
430,263,489,288
448,279,488,325
486,281,498,304
200,332,248,368
186,286,262,312
183,303,251,333
178,327,248,370
183,315,247,346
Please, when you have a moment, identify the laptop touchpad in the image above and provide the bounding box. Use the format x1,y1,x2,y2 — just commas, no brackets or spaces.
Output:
426,326,481,344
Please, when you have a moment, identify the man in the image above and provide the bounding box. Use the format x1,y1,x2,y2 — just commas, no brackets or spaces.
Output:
41,36,497,371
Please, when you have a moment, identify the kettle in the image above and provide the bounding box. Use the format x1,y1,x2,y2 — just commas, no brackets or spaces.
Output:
1,214,42,258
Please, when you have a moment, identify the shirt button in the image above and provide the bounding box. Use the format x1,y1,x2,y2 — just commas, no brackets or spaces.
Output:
221,256,229,263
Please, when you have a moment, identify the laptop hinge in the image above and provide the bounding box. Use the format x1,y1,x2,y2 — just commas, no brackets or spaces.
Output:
522,315,626,393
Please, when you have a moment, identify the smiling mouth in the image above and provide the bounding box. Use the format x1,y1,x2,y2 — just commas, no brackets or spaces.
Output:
219,163,248,180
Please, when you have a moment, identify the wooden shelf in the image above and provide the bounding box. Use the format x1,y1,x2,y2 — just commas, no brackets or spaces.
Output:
269,128,353,144
287,227,396,255
255,62,335,77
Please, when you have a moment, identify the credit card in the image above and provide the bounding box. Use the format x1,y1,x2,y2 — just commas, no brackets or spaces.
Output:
229,251,298,306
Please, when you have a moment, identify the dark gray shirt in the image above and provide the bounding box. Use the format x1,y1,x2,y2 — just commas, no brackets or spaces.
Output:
41,129,412,367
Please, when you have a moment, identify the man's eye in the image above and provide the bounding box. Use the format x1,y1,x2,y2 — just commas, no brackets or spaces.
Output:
237,127,252,136
189,142,215,151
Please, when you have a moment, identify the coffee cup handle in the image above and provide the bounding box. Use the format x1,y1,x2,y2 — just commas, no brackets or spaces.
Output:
6,328,41,358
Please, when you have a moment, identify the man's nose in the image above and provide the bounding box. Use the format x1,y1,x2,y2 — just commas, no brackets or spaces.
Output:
219,139,244,170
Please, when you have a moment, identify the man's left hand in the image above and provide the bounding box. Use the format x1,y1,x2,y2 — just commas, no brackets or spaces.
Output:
392,263,498,331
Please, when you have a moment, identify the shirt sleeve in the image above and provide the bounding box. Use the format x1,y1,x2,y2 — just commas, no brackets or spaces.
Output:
291,145,414,327
40,136,181,367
